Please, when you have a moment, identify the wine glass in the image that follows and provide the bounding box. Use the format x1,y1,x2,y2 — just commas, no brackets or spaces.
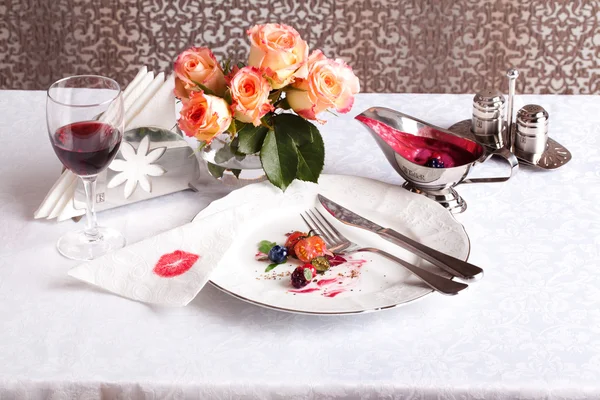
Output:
47,75,125,260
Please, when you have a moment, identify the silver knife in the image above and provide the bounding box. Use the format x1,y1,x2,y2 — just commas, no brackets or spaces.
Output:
318,194,484,282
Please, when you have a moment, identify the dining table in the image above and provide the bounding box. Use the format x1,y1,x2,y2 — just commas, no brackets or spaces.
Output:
1,90,599,399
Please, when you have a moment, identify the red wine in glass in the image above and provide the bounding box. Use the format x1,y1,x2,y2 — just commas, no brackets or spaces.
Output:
47,75,125,260
52,121,122,176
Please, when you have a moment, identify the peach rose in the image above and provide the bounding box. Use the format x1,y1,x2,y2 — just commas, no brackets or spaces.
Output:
229,67,274,126
286,50,360,121
174,47,226,98
247,23,308,89
177,91,232,143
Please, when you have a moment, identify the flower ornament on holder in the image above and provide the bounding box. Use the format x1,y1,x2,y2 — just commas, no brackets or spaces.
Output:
173,23,360,191
107,135,167,199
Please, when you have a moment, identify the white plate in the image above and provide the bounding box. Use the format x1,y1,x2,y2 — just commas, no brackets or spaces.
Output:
193,175,470,315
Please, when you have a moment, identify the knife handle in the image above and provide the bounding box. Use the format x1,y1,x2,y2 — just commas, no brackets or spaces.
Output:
379,229,484,282
360,247,468,295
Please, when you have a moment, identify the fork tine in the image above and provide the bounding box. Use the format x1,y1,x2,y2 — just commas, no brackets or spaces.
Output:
314,209,346,239
301,212,334,245
308,210,339,242
304,211,335,245
300,213,316,233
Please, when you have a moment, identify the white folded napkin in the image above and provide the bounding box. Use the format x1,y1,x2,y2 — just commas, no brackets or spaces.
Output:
68,205,249,306
34,169,78,219
122,66,149,109
35,67,177,221
127,73,175,132
125,72,164,127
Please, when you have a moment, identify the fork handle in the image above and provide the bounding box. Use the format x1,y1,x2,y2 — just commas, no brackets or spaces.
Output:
379,229,484,282
360,247,468,295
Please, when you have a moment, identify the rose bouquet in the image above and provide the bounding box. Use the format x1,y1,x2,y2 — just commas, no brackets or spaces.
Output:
174,23,360,191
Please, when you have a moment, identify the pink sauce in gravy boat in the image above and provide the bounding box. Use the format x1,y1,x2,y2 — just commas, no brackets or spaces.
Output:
355,107,517,192
355,107,518,213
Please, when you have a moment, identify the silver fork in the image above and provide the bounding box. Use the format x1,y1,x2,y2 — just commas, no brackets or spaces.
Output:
301,209,468,296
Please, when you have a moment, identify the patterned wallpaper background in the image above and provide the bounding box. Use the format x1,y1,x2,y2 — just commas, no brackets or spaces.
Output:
1,0,599,93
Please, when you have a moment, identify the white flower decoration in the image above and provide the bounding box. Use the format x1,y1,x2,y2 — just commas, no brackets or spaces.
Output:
108,135,167,199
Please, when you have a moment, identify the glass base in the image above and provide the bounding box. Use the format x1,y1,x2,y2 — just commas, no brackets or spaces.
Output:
57,227,125,261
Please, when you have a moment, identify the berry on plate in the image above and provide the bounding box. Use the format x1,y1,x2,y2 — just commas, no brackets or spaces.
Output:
268,245,288,264
291,265,315,289
303,263,317,279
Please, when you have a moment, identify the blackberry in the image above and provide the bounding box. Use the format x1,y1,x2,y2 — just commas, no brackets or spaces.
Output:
291,266,313,289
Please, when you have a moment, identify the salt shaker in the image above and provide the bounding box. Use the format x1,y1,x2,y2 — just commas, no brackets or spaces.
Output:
472,89,505,149
514,104,549,164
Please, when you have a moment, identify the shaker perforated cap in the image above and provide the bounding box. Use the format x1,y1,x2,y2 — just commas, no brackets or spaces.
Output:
517,104,549,125
473,89,505,119
473,89,505,107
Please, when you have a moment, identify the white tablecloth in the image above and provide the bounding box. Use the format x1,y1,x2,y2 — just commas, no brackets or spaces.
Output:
1,91,599,399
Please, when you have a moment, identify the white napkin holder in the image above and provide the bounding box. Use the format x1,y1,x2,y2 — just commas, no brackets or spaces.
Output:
72,127,201,214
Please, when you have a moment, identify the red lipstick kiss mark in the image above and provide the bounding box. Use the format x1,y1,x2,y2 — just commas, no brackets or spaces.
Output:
153,250,200,278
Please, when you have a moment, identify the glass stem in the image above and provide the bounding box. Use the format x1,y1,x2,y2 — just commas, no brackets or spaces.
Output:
82,176,100,240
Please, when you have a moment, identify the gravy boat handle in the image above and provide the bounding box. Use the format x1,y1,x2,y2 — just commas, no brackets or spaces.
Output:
461,147,519,184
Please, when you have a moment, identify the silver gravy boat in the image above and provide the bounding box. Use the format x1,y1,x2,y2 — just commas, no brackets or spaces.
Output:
356,107,518,213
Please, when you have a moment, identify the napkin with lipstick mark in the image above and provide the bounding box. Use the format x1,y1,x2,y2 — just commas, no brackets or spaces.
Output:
68,202,253,306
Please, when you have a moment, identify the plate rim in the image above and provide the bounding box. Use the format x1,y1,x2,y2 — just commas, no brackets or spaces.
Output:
196,174,471,315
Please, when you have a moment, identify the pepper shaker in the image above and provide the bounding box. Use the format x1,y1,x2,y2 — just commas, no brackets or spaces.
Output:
472,89,505,149
514,104,549,164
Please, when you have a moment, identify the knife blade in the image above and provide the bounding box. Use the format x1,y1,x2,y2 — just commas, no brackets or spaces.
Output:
318,194,484,281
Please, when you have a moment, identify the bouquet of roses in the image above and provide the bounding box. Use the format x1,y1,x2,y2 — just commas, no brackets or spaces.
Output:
173,23,360,190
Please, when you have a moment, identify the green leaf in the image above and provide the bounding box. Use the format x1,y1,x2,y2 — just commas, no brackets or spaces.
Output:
271,115,324,182
223,89,233,105
260,129,298,191
207,162,226,179
296,124,324,183
268,89,282,104
230,168,242,179
223,59,232,74
237,123,269,155
191,80,216,96
229,137,246,160
214,144,235,163
265,263,279,273
258,240,276,254
274,113,314,147
237,61,246,69
227,122,236,135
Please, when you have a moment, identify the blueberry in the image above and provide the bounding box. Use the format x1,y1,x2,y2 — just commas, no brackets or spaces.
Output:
425,158,445,168
268,245,288,263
